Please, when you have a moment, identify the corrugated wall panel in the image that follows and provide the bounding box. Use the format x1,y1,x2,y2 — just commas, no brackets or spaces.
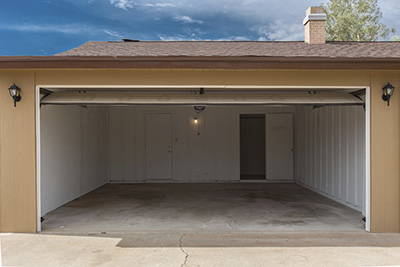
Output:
41,106,108,215
333,108,341,199
109,107,123,181
108,105,295,182
347,107,357,205
340,108,348,201
295,105,365,213
320,108,327,193
356,106,366,210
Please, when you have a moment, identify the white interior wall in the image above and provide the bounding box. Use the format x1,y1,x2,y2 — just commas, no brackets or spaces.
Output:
108,105,296,182
294,105,366,214
40,106,108,215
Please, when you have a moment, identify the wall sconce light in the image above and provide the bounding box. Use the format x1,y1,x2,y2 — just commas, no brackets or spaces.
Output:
382,83,395,106
8,83,21,107
194,117,198,124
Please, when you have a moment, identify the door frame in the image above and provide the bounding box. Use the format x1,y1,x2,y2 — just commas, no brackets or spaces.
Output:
238,110,295,182
35,85,370,232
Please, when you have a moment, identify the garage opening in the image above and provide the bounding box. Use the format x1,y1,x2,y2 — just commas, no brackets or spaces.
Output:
37,86,368,233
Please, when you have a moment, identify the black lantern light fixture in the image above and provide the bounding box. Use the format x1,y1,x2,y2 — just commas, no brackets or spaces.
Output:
382,83,395,106
8,83,21,107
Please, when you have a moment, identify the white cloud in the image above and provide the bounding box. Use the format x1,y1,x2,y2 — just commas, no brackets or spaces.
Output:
251,21,304,41
109,0,134,10
104,29,123,38
158,34,250,41
104,0,399,41
182,27,206,36
142,3,176,7
158,34,201,41
109,0,176,9
118,0,312,40
216,36,251,41
0,24,97,34
0,23,125,40
173,16,203,24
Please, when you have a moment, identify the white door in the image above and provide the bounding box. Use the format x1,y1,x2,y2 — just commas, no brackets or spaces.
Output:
266,113,294,181
145,113,172,180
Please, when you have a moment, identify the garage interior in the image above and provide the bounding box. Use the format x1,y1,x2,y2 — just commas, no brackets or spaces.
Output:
38,87,366,232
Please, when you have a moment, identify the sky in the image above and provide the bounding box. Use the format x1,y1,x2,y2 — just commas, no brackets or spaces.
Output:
0,0,399,56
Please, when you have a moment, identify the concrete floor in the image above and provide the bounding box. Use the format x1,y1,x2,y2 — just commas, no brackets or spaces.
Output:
42,183,364,233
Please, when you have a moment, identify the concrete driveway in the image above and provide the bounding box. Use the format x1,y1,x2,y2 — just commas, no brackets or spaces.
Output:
2,231,400,267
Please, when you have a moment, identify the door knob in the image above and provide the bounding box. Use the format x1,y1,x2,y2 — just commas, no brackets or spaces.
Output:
289,148,293,152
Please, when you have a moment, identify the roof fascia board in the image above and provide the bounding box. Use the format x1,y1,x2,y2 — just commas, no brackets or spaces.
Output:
1,56,400,70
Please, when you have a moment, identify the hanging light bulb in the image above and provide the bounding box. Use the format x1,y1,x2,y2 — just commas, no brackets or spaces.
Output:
193,106,205,136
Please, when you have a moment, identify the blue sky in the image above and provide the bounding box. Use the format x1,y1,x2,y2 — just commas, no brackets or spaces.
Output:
0,0,399,55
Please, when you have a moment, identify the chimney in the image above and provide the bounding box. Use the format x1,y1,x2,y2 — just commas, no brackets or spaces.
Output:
303,6,327,44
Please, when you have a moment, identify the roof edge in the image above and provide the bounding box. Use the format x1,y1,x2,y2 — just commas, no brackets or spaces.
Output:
0,56,400,70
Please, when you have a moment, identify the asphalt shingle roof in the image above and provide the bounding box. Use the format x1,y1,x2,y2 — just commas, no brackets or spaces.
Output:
56,41,400,58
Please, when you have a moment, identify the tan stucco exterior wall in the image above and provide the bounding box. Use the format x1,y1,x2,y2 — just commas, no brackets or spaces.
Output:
0,69,399,233
370,72,400,233
0,71,37,233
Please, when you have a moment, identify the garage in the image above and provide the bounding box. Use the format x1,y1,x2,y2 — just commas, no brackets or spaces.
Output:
37,86,367,232
2,4,400,234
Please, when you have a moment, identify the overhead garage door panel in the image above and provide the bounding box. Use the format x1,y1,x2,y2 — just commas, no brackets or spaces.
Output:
41,92,364,105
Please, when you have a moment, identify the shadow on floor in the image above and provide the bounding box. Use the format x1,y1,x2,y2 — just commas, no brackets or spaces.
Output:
38,230,400,248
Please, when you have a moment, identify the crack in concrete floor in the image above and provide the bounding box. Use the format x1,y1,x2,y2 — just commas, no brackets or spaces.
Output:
179,234,189,267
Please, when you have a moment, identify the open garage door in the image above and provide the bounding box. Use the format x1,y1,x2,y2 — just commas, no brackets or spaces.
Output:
37,86,368,233
41,91,363,106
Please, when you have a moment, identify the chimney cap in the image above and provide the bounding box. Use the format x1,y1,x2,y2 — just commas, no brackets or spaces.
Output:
303,6,326,25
